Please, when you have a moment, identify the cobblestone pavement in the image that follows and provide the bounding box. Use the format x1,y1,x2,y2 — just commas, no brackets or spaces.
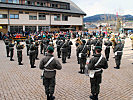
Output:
0,38,133,100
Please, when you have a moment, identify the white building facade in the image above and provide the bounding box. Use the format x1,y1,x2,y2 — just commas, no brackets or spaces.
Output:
0,0,86,33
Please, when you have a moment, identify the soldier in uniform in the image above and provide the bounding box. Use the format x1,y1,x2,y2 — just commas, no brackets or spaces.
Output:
75,38,82,64
77,40,88,74
56,37,62,58
40,38,44,54
92,37,102,55
114,39,124,69
16,40,24,65
130,34,133,50
104,37,112,61
44,40,50,56
66,37,73,59
9,39,15,61
86,46,108,100
35,40,39,60
29,40,36,68
25,37,30,56
39,46,62,100
61,38,68,63
91,37,98,55
86,38,92,57
5,39,10,57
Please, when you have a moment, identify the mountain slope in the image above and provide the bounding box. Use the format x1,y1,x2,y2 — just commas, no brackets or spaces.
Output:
83,14,133,22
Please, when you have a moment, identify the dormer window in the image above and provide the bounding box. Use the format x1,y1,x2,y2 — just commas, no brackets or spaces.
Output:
51,3,58,8
37,2,40,6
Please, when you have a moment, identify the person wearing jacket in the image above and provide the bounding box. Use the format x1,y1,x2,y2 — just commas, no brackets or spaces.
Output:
113,39,124,69
77,40,88,74
39,46,62,100
86,46,108,100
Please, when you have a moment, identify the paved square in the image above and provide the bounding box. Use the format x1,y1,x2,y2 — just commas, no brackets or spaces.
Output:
0,38,133,100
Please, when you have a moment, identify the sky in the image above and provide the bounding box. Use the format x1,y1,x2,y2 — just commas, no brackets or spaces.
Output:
71,0,133,17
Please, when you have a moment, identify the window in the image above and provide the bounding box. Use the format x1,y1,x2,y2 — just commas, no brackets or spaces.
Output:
27,1,30,5
25,26,36,33
19,11,23,14
38,26,49,32
62,14,68,21
31,2,35,5
25,0,31,5
37,2,40,6
10,26,23,33
10,14,19,19
25,12,29,14
60,4,67,9
0,14,7,19
72,15,80,17
54,15,60,21
8,0,13,3
39,13,46,20
29,15,37,20
25,0,27,5
0,15,2,18
40,2,43,6
1,0,6,2
51,3,58,8
15,14,19,19
13,0,19,4
43,3,46,7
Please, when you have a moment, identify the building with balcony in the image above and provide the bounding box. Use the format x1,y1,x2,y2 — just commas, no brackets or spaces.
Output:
0,0,86,33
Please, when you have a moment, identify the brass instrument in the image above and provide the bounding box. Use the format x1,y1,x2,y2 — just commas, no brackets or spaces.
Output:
110,37,117,49
75,38,82,47
130,34,133,40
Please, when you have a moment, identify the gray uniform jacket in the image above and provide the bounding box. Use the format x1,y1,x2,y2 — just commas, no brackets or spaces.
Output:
87,54,108,75
113,43,124,55
39,53,62,78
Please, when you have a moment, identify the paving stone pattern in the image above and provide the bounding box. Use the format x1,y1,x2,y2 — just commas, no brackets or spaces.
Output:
0,38,133,100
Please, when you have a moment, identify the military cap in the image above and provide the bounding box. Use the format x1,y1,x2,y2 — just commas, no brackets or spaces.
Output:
9,39,12,41
43,35,46,38
48,36,51,39
30,40,34,42
47,46,54,52
118,39,121,42
95,46,102,50
62,37,65,40
82,40,86,44
58,37,61,39
47,40,50,42
67,37,70,39
17,40,20,42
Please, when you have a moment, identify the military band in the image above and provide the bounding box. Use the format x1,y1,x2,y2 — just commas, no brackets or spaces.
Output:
3,32,131,100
